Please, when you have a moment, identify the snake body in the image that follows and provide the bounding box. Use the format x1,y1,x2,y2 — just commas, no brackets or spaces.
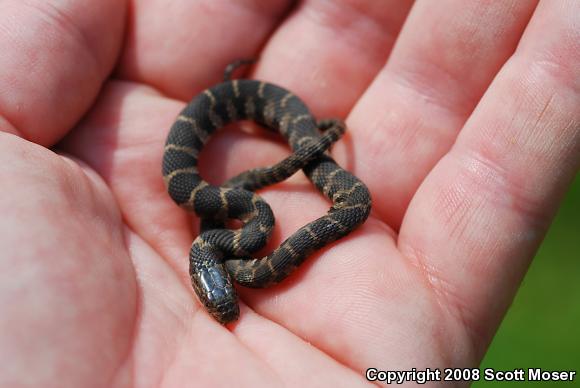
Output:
163,66,371,324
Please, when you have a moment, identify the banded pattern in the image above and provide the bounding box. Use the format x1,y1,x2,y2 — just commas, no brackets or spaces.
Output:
163,77,371,324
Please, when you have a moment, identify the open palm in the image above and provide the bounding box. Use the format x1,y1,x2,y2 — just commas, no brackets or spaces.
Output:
1,1,578,387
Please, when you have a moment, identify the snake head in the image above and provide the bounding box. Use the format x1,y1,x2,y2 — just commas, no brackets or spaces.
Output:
190,262,239,324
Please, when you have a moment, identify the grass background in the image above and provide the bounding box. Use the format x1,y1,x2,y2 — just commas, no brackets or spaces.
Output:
474,174,580,386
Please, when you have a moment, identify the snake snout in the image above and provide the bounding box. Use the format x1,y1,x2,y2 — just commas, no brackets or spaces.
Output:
190,263,240,324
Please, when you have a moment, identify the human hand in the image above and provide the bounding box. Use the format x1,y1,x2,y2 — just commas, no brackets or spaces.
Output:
1,1,578,387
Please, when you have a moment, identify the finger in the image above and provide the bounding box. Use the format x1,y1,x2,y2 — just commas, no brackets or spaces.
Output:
399,0,580,359
116,0,294,100
0,133,135,386
341,0,538,226
0,0,125,146
253,0,413,117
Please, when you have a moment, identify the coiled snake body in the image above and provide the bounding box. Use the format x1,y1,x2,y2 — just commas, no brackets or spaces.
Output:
163,62,371,324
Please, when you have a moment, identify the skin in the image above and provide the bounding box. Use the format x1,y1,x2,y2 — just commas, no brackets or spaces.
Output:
0,0,578,387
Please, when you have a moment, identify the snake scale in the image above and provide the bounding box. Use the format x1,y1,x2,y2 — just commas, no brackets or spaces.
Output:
162,61,371,324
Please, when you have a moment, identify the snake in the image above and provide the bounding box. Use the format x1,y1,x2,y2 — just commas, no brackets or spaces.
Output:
162,60,372,324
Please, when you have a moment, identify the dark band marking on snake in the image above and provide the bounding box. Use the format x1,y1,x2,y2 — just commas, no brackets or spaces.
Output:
162,60,372,324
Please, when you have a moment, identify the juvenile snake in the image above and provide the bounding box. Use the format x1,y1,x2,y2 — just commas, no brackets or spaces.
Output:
162,61,371,324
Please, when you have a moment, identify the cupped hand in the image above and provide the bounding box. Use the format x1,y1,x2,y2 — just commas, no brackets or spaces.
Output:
0,1,578,387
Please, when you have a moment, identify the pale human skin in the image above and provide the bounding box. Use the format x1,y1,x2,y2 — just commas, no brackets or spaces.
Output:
0,0,578,387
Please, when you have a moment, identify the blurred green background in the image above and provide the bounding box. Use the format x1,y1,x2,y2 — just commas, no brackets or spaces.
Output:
475,174,579,386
